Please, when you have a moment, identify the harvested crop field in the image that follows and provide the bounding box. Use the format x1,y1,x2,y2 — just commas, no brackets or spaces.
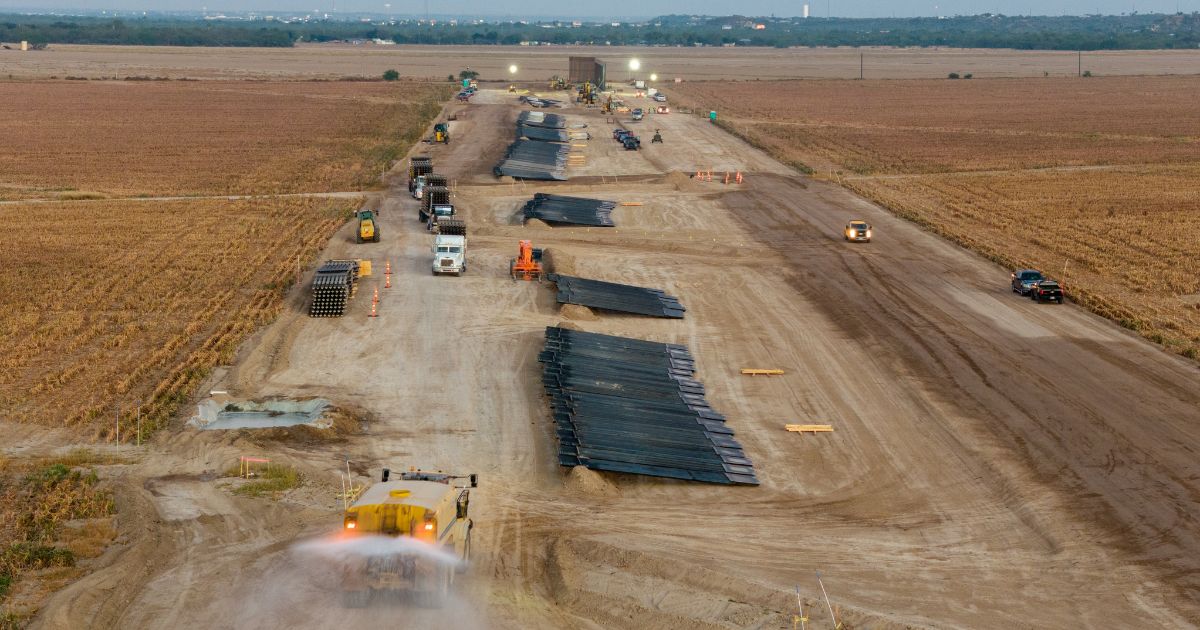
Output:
4,44,1200,81
0,80,450,199
0,197,351,437
673,75,1200,357
0,78,451,438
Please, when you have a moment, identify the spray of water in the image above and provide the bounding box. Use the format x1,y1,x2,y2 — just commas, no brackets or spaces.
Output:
292,533,464,568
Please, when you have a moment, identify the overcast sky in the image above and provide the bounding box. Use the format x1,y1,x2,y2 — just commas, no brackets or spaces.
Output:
1,0,1196,18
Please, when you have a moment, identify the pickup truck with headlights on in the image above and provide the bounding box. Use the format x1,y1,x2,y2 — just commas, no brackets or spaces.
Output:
844,220,872,242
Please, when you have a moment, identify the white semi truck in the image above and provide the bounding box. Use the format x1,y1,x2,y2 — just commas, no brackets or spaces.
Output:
432,234,466,276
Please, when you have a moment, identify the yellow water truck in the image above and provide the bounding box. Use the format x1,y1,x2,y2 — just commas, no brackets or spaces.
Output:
340,469,476,608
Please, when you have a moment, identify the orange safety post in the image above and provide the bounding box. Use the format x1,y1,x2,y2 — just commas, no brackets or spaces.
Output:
373,287,379,304
385,260,392,275
385,274,391,289
736,171,743,184
369,300,377,317
724,172,730,185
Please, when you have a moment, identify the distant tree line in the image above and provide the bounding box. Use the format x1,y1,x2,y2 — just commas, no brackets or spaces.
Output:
1,12,1197,50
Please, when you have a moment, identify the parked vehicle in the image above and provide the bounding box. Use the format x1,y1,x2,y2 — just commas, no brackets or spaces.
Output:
1010,269,1044,295
631,108,644,121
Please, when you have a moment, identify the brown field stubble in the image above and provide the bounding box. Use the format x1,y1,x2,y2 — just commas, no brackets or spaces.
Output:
0,80,451,200
675,76,1200,357
0,198,353,438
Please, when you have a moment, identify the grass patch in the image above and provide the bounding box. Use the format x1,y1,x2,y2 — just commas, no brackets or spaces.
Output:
0,454,116,618
0,611,30,630
229,464,302,498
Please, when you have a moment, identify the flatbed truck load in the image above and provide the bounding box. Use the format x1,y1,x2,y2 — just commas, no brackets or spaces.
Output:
408,156,432,192
415,173,445,200
419,184,450,223
340,469,476,608
430,216,466,236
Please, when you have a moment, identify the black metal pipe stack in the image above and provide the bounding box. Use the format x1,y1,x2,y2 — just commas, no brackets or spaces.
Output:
518,111,567,129
538,327,759,485
495,113,571,180
522,193,615,227
308,259,359,318
548,274,685,318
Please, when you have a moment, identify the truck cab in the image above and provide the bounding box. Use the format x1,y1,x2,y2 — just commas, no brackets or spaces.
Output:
432,235,466,275
412,175,427,200
340,470,476,608
426,204,455,230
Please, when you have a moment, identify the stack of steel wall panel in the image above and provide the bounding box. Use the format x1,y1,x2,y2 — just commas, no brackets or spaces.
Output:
308,260,359,318
548,274,685,318
522,193,615,226
539,327,758,485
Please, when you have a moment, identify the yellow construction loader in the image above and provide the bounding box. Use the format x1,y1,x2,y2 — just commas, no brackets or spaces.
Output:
356,209,379,244
339,469,476,608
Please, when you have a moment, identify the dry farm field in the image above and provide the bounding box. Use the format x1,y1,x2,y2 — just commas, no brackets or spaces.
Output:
0,79,453,436
3,44,1200,81
0,80,450,199
674,75,1200,357
0,197,349,438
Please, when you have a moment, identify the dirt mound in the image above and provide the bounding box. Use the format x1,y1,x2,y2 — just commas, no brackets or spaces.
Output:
559,304,598,321
555,320,583,331
664,170,708,192
564,465,619,497
525,218,551,230
541,247,575,275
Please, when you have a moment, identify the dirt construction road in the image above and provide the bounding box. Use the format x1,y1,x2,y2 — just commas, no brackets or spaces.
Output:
33,90,1200,629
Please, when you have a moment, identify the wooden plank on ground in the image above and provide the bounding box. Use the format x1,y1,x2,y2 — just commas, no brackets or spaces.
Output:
785,424,834,434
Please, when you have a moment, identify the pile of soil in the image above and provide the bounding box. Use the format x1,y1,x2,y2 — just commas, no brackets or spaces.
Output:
541,247,576,275
559,304,598,321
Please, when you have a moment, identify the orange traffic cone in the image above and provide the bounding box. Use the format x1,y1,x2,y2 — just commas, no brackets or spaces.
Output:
373,287,379,304
369,301,377,317
735,171,743,184
385,274,391,289
385,260,392,275
724,172,730,185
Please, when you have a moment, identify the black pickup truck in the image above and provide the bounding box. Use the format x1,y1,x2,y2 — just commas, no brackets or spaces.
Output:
1029,280,1064,303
